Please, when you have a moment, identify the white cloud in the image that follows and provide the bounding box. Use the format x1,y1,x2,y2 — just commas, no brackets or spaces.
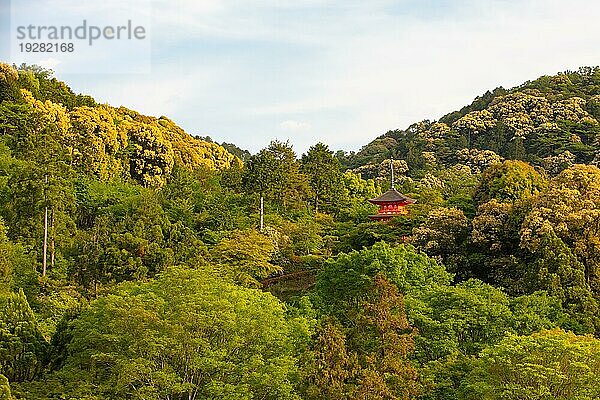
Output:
38,57,62,70
53,0,600,153
238,0,600,151
71,72,202,117
280,120,311,132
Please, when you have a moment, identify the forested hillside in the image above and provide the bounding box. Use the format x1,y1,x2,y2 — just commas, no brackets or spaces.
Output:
2,63,600,400
343,66,600,175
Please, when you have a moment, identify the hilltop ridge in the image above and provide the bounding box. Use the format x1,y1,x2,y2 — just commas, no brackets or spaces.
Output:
342,66,600,176
0,63,239,188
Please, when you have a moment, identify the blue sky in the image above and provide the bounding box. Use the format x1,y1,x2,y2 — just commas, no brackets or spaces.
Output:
2,0,600,154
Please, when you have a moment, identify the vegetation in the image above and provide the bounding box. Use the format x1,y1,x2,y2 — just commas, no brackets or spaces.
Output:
2,62,600,399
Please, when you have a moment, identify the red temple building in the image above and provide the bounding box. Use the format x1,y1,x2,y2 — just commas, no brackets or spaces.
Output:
368,187,416,221
368,159,416,221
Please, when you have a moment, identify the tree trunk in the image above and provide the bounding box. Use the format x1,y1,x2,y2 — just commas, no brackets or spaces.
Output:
50,208,55,269
259,195,264,233
42,206,48,277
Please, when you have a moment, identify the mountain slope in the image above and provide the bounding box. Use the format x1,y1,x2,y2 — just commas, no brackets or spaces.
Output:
346,67,600,176
0,63,239,187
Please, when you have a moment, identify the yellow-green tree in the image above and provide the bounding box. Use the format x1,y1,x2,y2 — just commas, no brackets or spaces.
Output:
123,119,174,188
209,229,281,287
461,329,600,400
0,64,21,103
0,374,13,400
69,106,125,180
521,164,600,294
474,160,547,204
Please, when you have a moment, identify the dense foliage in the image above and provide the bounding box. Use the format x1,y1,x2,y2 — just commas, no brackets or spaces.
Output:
342,67,600,174
2,62,600,399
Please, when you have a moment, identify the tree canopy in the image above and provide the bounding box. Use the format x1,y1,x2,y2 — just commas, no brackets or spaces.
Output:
3,63,600,400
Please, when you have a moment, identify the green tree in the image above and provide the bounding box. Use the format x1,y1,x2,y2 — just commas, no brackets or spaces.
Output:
411,280,514,360
455,148,503,174
243,141,310,229
302,320,358,400
461,329,600,400
350,274,421,400
422,290,568,400
470,199,529,287
0,91,75,276
526,231,599,334
301,143,344,213
0,218,36,300
0,289,48,382
69,184,177,294
412,207,469,275
315,242,451,320
438,165,478,215
508,292,566,336
0,219,14,293
243,147,279,231
60,267,308,400
452,110,496,148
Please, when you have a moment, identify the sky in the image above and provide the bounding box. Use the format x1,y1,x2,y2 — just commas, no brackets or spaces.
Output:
1,0,600,154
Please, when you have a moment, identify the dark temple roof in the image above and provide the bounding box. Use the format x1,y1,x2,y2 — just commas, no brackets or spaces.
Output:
368,188,416,205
